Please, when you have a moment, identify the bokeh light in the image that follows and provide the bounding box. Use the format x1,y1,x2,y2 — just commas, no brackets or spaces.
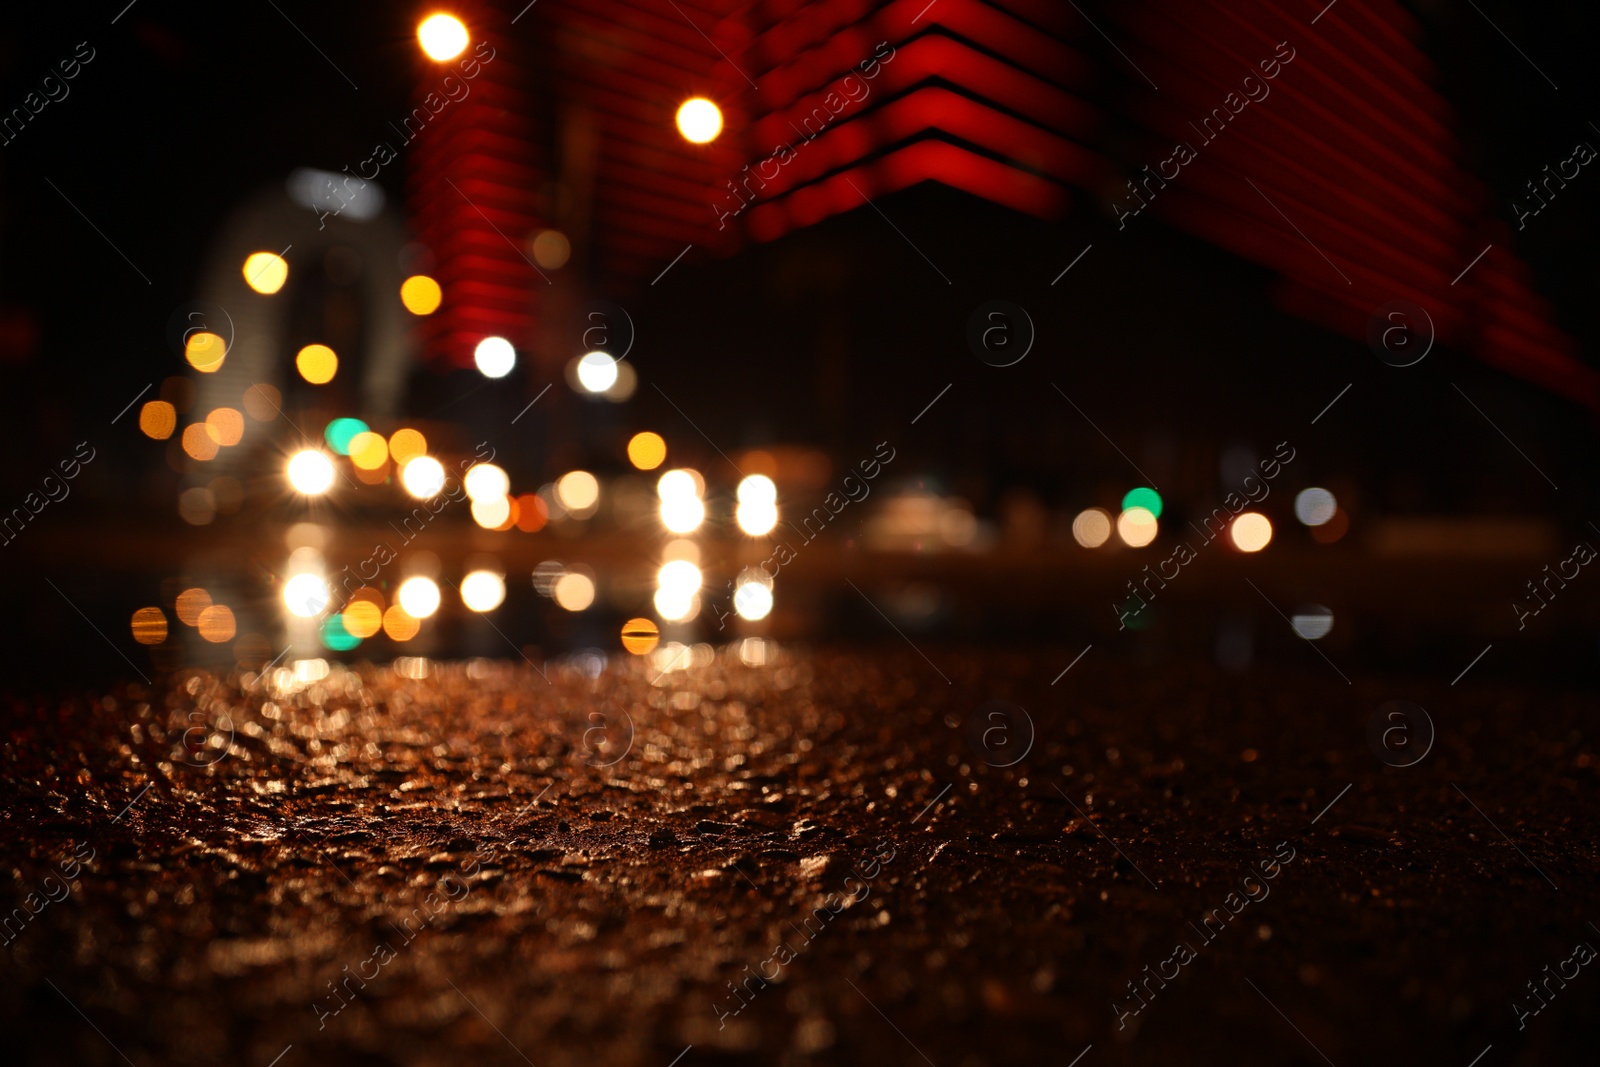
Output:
471,495,512,529
347,431,389,470
320,614,361,652
175,588,211,627
620,617,660,655
474,336,516,379
1291,605,1335,640
460,570,507,612
659,495,704,534
242,252,288,295
464,463,510,502
627,431,666,470
323,417,368,455
417,13,469,61
1121,487,1164,519
131,607,167,645
1072,508,1113,548
382,605,420,641
342,600,383,639
178,487,216,525
531,230,571,269
553,572,596,612
242,383,281,421
676,97,723,143
555,470,600,512
197,604,236,643
282,573,330,617
139,401,176,440
1310,508,1349,544
576,351,619,393
184,331,227,372
296,344,338,385
515,493,548,532
399,274,443,315
734,575,774,621
401,456,447,499
286,450,336,495
182,424,218,462
1294,488,1338,527
204,408,244,447
1231,512,1273,552
1116,506,1158,548
398,576,442,618
389,428,427,465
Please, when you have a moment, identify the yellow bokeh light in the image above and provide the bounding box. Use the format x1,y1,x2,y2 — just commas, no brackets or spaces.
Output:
1072,508,1113,548
348,431,389,470
676,97,723,143
175,587,212,627
1231,512,1273,553
553,572,596,612
342,600,383,639
131,607,167,645
417,13,469,61
242,252,288,295
531,230,571,269
139,401,176,440
243,383,282,421
400,275,443,315
182,424,219,461
296,344,338,385
621,617,660,655
185,331,227,373
627,431,666,470
389,428,427,466
1116,506,1158,548
197,604,237,643
204,407,244,446
382,605,420,641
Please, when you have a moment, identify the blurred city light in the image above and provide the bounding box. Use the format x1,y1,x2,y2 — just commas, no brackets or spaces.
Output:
531,230,571,269
1121,486,1164,518
734,570,774,621
342,600,383,638
471,495,512,529
474,336,516,379
323,417,368,455
1294,488,1338,526
460,570,507,612
296,344,338,385
242,252,288,295
282,573,330,618
398,576,442,619
347,431,388,470
417,13,469,61
130,607,167,645
382,605,420,641
659,495,704,534
1116,506,1158,547
576,351,619,393
676,97,723,143
464,463,510,502
139,401,176,440
553,572,596,612
205,408,244,446
627,431,666,470
735,475,778,536
389,428,427,465
286,450,335,495
401,456,447,499
555,470,600,513
1291,606,1335,640
184,331,227,373
620,617,660,655
175,587,211,626
400,275,443,315
1072,507,1113,548
1231,512,1273,552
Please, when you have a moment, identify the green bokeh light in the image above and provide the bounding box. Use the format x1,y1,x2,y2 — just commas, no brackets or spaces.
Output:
1121,486,1163,518
324,418,369,456
320,613,361,652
